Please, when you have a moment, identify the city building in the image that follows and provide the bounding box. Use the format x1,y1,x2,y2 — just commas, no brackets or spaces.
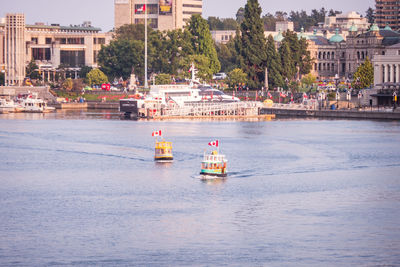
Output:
114,0,203,31
376,0,400,31
275,21,294,32
3,14,26,86
211,30,235,44
324,11,370,31
0,13,112,86
373,43,400,85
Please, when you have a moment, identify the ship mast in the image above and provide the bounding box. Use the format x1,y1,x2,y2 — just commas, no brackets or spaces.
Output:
144,0,148,88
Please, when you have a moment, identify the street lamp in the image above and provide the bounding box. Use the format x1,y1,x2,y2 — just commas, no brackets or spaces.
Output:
336,90,340,109
334,74,340,90
358,90,362,109
347,89,351,109
393,91,398,110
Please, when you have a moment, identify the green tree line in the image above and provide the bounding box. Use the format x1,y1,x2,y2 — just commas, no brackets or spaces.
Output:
97,0,315,89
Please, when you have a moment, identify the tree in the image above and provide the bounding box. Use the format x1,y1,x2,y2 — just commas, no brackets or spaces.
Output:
280,30,312,80
86,68,109,86
114,24,149,41
279,41,296,85
187,14,221,75
98,38,144,80
298,38,313,76
179,54,213,81
263,13,277,31
328,9,342,17
99,24,167,81
216,39,238,73
366,7,375,24
80,66,92,81
26,60,40,80
265,35,284,88
301,73,317,88
207,17,238,30
236,7,245,23
228,68,247,88
155,73,171,85
237,0,267,88
62,78,73,91
160,29,193,75
352,57,374,89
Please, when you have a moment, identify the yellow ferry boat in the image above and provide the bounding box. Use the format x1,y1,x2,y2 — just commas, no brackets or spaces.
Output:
152,130,173,162
154,140,173,162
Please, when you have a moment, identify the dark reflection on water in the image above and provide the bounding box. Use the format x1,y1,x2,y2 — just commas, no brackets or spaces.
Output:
1,111,400,266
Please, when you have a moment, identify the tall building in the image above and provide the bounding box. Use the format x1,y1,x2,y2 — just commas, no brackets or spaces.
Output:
376,0,400,31
5,14,26,86
114,0,202,31
0,14,112,85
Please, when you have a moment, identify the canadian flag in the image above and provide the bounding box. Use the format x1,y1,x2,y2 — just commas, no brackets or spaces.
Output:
303,92,308,99
152,130,161,137
135,4,146,13
280,92,286,98
208,140,219,147
268,92,272,99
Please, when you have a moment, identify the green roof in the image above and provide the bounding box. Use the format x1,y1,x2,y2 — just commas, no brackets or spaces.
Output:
329,29,344,43
384,24,393,31
349,23,358,32
369,23,380,32
274,30,284,42
60,26,101,32
297,27,310,40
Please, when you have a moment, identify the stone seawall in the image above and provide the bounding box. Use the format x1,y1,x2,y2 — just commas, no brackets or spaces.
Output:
260,108,400,120
50,102,119,110
0,86,56,101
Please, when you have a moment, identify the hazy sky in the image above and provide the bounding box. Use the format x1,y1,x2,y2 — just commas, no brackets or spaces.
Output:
2,0,374,32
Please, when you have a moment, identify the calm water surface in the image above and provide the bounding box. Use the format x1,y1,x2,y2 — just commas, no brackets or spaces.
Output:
1,110,400,266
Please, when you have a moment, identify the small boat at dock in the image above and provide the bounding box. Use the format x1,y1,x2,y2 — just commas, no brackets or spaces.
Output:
16,93,55,113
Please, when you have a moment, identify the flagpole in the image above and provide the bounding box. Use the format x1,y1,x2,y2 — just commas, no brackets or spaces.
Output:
144,0,148,89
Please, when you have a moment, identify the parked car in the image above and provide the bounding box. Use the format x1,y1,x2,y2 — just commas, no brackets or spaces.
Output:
212,73,227,80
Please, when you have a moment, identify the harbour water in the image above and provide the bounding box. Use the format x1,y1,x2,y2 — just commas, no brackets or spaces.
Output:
1,110,400,266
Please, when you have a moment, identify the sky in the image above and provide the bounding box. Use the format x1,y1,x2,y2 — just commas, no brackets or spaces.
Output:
2,0,375,32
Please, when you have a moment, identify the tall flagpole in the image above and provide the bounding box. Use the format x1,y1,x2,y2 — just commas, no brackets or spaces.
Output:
144,0,148,88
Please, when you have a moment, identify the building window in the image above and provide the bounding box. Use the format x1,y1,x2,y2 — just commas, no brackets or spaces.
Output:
60,50,85,67
45,38,52,44
32,48,51,61
135,4,158,14
31,37,38,44
66,38,84,45
93,38,105,45
56,38,66,44
135,18,158,29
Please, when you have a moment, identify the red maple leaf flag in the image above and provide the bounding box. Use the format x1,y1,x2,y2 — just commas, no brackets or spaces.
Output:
135,4,146,13
208,140,219,147
152,130,162,137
